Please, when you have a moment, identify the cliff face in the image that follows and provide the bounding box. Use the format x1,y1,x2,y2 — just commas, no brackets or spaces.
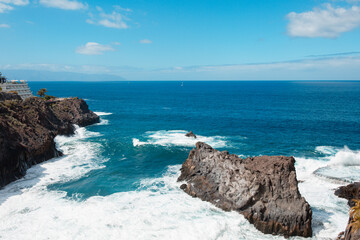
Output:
178,142,312,238
0,93,99,188
335,183,360,240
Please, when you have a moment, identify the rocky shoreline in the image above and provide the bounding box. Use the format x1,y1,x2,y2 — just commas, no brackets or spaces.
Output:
0,92,99,188
335,183,360,240
178,142,312,238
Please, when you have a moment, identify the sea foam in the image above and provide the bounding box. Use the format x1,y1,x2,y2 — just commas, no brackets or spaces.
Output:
0,164,284,240
328,146,360,166
312,146,360,183
132,130,227,148
94,112,113,116
0,128,356,239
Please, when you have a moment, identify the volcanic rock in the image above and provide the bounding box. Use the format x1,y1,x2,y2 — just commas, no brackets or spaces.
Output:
0,93,99,188
335,182,360,240
0,92,21,101
178,142,312,238
335,182,360,207
185,131,196,138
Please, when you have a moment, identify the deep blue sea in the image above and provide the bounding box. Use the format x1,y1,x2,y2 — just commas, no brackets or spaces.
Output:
1,81,360,239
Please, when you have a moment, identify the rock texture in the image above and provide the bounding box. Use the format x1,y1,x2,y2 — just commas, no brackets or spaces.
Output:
335,183,360,207
335,182,360,240
0,92,21,101
0,93,99,188
178,142,312,238
185,131,196,138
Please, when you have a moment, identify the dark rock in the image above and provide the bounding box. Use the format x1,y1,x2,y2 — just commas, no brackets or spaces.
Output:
335,182,360,240
337,231,345,240
185,131,196,138
335,182,360,207
0,97,99,188
178,142,312,238
0,92,22,101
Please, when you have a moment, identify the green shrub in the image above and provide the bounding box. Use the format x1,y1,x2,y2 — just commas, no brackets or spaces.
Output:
44,95,56,101
37,88,47,98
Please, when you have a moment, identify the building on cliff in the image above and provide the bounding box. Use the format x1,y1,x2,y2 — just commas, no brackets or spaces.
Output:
0,72,33,99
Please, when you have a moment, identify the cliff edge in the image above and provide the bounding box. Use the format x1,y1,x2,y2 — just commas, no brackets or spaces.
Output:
178,142,312,238
0,93,99,188
335,183,360,240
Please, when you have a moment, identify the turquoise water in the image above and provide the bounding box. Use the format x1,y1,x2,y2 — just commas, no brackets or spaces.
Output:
0,81,360,239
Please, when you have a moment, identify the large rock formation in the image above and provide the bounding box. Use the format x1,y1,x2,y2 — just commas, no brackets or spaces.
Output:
0,93,99,188
335,183,360,240
178,142,312,238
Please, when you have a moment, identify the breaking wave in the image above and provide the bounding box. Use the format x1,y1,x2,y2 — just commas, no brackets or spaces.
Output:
312,146,360,183
132,130,228,148
0,129,356,240
93,112,112,125
94,112,113,116
328,146,360,166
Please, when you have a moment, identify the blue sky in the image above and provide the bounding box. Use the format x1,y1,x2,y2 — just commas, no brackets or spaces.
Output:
1,0,360,80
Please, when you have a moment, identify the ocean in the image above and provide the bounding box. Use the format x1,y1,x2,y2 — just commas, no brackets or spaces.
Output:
1,81,360,239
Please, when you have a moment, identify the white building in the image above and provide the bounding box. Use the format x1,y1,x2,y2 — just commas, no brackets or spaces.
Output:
0,72,33,100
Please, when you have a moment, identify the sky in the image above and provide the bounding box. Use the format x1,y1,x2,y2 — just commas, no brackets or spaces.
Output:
0,0,360,80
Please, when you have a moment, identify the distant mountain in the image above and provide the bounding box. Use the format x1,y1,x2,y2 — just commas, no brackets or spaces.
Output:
1,70,125,81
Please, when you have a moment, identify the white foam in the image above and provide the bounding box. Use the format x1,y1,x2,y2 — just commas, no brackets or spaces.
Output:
94,112,113,116
132,138,148,146
312,146,360,183
294,146,360,238
295,156,349,239
315,146,339,155
92,112,112,125
0,136,357,240
328,146,360,166
132,130,228,148
96,118,109,126
0,165,285,240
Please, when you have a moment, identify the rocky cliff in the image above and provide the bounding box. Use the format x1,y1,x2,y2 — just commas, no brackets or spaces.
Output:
335,183,360,240
0,92,99,188
178,142,312,238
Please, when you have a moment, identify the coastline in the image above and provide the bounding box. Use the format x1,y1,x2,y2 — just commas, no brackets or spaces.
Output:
1,81,359,239
0,93,99,188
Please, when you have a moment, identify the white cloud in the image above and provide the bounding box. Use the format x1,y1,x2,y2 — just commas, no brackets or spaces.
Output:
287,4,360,38
114,5,132,12
75,42,114,55
0,0,28,13
0,0,29,6
0,23,10,28
0,3,12,12
87,6,130,29
140,39,152,44
2,55,360,80
39,0,87,10
338,0,360,3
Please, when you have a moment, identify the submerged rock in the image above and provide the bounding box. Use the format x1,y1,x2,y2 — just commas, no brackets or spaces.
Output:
185,131,196,138
178,142,312,238
0,93,99,188
335,182,360,240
